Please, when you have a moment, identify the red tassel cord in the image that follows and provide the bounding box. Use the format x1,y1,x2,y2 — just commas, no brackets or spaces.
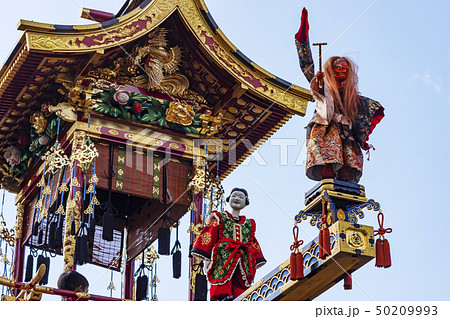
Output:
374,212,392,268
319,200,331,259
290,225,304,280
375,238,384,267
318,227,324,258
343,274,352,290
382,238,391,268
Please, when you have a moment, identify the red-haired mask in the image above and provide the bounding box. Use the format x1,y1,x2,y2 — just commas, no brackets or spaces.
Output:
333,59,348,83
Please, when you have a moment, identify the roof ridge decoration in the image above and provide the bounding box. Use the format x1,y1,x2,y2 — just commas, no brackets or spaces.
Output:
18,0,310,116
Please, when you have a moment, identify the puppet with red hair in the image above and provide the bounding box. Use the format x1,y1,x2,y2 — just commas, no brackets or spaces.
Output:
295,8,384,183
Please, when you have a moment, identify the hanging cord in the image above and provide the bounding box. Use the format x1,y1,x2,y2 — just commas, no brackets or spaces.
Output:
71,164,77,234
202,142,208,225
374,211,392,268
188,191,195,258
39,171,53,232
171,223,181,254
34,165,47,233
56,169,67,228
6,247,14,296
1,245,8,295
150,262,154,300
290,225,304,253
107,270,115,298
374,211,392,239
0,189,5,248
151,261,159,301
0,189,5,220
87,164,97,228
290,224,304,281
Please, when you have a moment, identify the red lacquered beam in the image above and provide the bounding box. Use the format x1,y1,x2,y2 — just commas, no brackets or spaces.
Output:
80,8,114,22
0,265,129,301
0,277,129,301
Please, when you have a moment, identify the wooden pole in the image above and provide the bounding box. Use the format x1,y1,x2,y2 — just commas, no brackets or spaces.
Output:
188,192,203,300
312,42,327,72
124,260,135,299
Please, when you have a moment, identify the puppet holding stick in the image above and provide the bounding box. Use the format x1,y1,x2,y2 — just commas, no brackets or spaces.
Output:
295,8,384,183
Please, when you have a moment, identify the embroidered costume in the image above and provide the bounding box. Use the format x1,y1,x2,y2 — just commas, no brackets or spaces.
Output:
295,38,384,183
192,210,266,300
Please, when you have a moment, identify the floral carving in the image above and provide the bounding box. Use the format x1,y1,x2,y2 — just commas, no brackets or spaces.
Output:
113,91,130,105
165,102,195,126
3,146,21,167
93,86,202,134
30,111,48,134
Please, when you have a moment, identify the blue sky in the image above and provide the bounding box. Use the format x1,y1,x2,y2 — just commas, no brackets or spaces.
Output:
1,0,449,302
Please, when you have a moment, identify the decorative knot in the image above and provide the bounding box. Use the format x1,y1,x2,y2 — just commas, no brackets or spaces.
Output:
290,225,304,252
374,212,392,238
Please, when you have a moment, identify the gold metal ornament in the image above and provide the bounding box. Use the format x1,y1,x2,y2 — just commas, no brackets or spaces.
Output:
36,177,46,188
337,208,346,221
70,141,99,171
189,166,206,194
34,199,43,212
15,203,24,239
55,204,65,215
42,185,51,196
86,183,94,194
56,80,102,113
30,111,47,134
150,274,160,287
0,224,15,247
187,223,203,239
145,246,160,265
70,177,80,188
165,101,195,126
90,195,100,206
47,102,77,123
1,254,10,265
347,231,365,249
84,205,93,215
70,131,99,172
58,181,69,193
63,236,76,272
199,111,228,137
40,142,70,174
188,201,197,212
107,281,116,291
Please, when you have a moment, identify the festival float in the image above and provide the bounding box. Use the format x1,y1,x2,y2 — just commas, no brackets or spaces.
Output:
0,1,390,301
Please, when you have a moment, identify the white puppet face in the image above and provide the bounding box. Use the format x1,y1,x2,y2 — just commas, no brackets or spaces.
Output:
229,190,247,210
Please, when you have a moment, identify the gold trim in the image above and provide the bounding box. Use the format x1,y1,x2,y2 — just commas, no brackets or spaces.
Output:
77,117,206,160
19,0,310,114
240,221,374,301
0,45,29,110
302,190,368,216
14,203,25,239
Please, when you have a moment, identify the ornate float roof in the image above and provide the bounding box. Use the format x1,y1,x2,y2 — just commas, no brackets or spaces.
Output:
0,0,311,189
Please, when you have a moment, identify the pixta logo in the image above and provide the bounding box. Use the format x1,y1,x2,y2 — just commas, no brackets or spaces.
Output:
125,128,172,172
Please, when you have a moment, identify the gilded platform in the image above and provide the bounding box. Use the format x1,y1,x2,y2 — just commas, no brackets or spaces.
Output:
236,221,375,301
295,180,380,230
305,178,366,205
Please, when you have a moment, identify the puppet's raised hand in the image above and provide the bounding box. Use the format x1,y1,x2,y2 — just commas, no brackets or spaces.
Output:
315,71,324,82
295,7,309,43
311,71,324,94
